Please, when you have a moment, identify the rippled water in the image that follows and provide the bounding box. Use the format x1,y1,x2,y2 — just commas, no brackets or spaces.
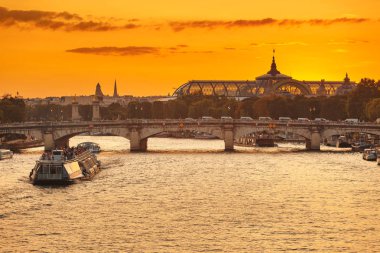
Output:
1,136,380,252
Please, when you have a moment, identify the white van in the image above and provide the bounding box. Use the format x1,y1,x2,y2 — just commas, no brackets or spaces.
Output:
297,117,310,121
201,116,214,120
279,117,291,121
314,118,328,122
259,117,272,121
240,116,253,120
221,116,233,120
344,118,359,124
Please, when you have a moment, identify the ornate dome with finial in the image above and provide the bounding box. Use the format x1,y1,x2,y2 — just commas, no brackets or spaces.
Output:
335,73,355,95
256,52,292,80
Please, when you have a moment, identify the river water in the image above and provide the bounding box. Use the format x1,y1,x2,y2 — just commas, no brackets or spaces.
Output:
1,136,380,252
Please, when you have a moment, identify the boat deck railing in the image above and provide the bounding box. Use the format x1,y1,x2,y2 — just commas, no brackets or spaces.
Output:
38,150,94,164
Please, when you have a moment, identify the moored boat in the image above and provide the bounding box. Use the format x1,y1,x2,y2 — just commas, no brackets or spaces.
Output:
352,142,373,152
362,148,377,161
29,149,101,185
77,142,101,153
0,149,13,160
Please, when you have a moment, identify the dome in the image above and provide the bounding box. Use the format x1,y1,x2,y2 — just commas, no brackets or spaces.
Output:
256,56,291,80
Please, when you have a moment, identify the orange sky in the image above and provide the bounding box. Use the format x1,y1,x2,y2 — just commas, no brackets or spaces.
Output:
0,0,379,98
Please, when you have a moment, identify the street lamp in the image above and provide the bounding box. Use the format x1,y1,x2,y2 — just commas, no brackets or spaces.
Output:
309,106,316,119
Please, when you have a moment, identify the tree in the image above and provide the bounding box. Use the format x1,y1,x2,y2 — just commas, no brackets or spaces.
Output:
320,96,347,120
152,101,165,119
346,79,380,120
365,98,380,121
0,96,26,122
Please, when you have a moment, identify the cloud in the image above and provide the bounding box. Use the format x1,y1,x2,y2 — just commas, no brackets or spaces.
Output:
66,45,214,56
251,41,308,47
333,48,348,53
66,46,160,56
169,17,370,31
0,6,139,31
327,39,369,45
0,6,371,33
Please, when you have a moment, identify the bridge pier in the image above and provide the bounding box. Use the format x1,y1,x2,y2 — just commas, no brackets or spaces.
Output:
130,128,147,152
306,130,321,151
55,138,70,149
224,126,234,151
43,132,55,151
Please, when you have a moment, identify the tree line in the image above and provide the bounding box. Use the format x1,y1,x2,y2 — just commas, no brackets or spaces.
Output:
1,78,380,123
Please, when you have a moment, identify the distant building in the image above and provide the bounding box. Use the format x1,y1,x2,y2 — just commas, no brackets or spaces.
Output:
25,80,173,108
173,53,356,98
95,83,104,101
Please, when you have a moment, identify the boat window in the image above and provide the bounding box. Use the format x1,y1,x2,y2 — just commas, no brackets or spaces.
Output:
55,166,62,174
42,165,50,174
50,167,56,174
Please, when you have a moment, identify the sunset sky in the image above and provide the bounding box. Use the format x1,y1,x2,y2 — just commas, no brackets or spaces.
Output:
0,0,379,98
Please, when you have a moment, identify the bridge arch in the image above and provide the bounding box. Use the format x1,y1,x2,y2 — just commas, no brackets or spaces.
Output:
139,125,224,140
235,126,311,141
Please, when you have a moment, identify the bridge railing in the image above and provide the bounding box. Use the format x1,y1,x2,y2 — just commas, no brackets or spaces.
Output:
1,119,380,129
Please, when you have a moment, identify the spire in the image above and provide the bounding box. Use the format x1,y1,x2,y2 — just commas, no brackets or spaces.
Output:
113,79,118,97
344,72,350,84
267,49,281,76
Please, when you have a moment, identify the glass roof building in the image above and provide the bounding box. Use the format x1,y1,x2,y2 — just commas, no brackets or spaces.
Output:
173,55,355,98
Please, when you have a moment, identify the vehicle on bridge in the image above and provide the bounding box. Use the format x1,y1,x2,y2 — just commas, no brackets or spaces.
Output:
29,149,101,185
279,117,292,121
344,118,359,124
240,116,253,121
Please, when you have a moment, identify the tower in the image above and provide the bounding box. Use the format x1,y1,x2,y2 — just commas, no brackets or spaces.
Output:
95,83,104,99
113,80,119,97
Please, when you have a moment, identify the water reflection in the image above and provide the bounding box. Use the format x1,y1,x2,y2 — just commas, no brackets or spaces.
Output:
0,136,379,252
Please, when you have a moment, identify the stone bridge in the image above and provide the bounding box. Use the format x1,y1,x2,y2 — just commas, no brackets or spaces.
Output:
1,119,380,151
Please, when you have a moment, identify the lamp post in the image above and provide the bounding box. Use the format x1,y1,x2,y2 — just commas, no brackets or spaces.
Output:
309,106,316,119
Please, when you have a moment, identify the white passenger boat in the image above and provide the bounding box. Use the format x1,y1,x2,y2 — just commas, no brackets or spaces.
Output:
0,149,13,160
29,149,101,185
